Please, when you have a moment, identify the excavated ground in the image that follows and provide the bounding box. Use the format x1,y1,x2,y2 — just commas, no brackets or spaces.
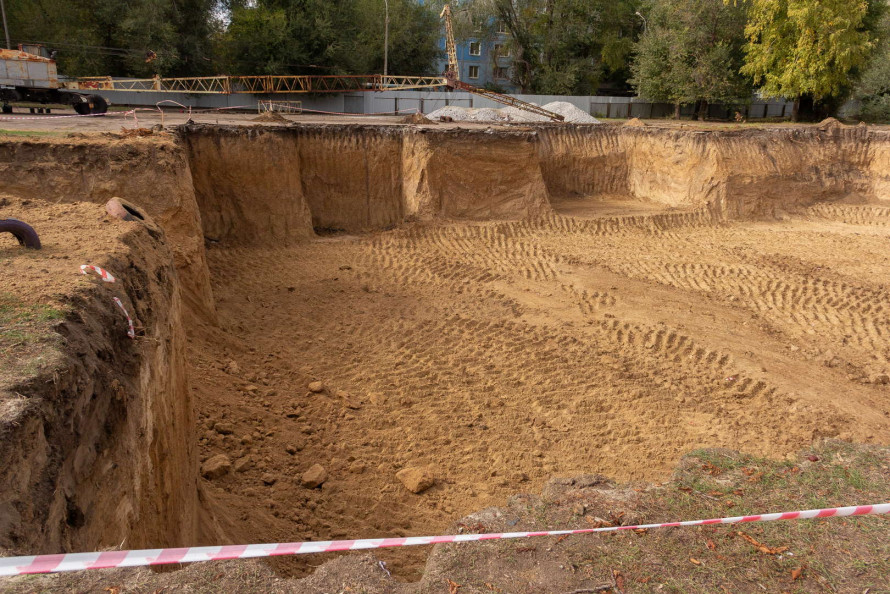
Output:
191,203,890,579
2,122,890,588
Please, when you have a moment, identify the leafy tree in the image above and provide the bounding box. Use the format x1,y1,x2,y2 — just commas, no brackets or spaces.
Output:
854,10,890,121
630,0,750,119
741,0,881,120
459,0,641,94
5,0,219,77
220,0,441,76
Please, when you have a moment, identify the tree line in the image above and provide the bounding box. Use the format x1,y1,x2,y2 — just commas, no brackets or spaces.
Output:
4,0,889,120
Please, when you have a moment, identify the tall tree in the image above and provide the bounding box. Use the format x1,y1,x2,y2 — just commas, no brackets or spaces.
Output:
630,0,750,119
855,10,890,122
741,0,881,120
220,0,441,76
462,0,640,94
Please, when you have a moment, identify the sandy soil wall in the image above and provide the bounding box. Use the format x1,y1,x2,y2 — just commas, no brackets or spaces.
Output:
0,136,215,322
0,221,197,554
537,124,890,215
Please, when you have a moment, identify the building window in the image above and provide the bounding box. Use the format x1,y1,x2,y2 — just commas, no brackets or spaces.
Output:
468,65,479,79
494,43,510,58
495,66,510,79
469,42,481,56
497,21,509,34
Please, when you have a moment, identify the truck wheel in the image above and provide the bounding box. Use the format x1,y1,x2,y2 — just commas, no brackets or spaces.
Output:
2,104,12,114
0,219,42,249
88,95,108,115
73,102,90,115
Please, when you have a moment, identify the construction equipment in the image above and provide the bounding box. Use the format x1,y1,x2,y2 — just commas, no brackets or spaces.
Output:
0,44,107,114
437,4,564,122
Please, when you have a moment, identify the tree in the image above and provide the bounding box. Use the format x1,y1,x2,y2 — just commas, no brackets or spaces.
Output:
854,9,890,122
220,0,441,76
460,0,641,95
630,0,750,119
5,0,220,77
741,0,881,121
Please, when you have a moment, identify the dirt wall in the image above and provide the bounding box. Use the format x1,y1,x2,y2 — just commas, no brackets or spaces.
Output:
536,124,890,216
0,136,215,322
0,214,197,554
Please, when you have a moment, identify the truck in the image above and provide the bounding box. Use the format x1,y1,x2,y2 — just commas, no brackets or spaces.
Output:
0,44,108,115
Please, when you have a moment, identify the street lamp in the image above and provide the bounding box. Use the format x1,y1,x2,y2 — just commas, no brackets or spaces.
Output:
0,0,10,49
383,0,390,78
635,11,647,33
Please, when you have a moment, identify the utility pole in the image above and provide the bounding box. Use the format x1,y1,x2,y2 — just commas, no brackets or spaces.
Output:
0,0,10,50
383,0,389,79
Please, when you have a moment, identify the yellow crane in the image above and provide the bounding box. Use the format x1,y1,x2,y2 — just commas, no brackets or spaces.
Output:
437,3,564,121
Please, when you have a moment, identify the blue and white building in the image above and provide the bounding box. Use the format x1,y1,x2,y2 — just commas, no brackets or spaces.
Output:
420,1,519,93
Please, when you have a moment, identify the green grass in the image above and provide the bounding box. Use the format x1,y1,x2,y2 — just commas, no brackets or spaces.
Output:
0,128,66,138
0,293,64,345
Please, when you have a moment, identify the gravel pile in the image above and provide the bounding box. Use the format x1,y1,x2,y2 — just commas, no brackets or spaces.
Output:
426,101,601,124
541,101,601,123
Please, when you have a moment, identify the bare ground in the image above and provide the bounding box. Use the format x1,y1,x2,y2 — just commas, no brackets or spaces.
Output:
181,201,890,580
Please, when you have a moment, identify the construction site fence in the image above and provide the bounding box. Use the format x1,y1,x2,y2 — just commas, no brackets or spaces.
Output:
83,85,798,120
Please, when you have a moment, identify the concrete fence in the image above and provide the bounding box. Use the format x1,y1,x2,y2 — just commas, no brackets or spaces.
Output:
92,86,795,120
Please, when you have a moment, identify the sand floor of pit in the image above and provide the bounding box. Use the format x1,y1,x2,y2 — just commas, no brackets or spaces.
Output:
188,200,890,578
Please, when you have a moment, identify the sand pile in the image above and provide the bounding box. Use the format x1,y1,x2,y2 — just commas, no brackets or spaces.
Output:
542,101,600,123
427,101,600,123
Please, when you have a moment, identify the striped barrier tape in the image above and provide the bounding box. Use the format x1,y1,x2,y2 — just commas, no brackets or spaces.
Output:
112,297,136,339
80,265,134,338
80,264,116,283
1,503,887,577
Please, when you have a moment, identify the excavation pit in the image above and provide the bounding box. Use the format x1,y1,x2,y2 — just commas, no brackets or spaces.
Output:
1,121,889,583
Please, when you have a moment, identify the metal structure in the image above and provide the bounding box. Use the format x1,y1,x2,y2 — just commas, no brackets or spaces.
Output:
437,3,563,122
69,74,446,94
0,45,106,113
258,100,302,114
439,4,459,82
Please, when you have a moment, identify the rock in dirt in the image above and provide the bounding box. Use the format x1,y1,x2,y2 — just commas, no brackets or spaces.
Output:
308,381,325,393
301,464,328,488
224,360,240,375
202,454,232,479
870,373,889,385
396,466,435,494
214,422,234,435
233,456,253,473
262,473,277,486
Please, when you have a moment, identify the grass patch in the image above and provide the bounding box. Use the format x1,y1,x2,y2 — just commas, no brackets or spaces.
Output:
0,128,66,138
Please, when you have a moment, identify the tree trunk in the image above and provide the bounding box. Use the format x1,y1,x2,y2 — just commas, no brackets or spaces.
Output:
697,100,709,121
674,103,681,119
792,99,800,122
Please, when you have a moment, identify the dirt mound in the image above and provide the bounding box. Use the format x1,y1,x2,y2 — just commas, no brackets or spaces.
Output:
252,111,290,123
541,101,600,123
401,112,430,125
818,117,843,130
624,117,647,127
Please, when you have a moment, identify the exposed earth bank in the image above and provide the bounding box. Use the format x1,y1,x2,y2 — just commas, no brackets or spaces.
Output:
1,121,889,590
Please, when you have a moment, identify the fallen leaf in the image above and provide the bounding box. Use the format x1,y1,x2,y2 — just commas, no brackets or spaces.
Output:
706,539,717,551
806,455,820,462
708,490,724,497
690,558,702,565
637,577,651,584
484,583,502,592
556,534,570,544
104,588,121,594
736,531,789,555
633,528,648,535
791,567,804,580
446,578,461,594
613,569,625,591
733,489,744,496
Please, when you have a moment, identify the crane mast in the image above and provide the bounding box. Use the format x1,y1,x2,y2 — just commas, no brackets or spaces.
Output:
437,3,563,122
440,4,460,82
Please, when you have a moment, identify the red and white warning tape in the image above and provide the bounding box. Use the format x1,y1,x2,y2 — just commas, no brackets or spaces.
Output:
1,503,887,577
80,265,135,339
112,296,136,339
80,264,116,283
